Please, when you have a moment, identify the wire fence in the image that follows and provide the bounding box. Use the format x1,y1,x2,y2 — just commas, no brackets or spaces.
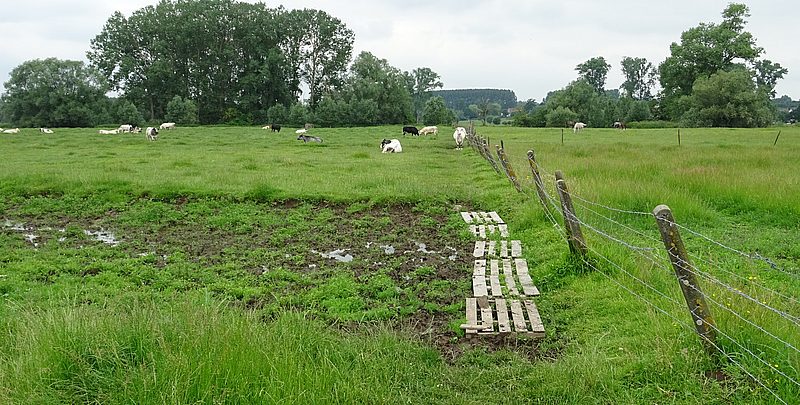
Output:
465,128,800,403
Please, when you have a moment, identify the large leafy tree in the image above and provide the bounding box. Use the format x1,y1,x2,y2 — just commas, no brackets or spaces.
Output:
658,3,785,122
422,96,454,126
576,57,611,94
405,67,444,121
88,0,294,124
468,100,501,125
620,57,656,100
683,68,774,127
340,52,413,124
1,58,108,127
280,8,354,110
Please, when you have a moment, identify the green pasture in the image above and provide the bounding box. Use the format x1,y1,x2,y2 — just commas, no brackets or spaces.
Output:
0,125,798,404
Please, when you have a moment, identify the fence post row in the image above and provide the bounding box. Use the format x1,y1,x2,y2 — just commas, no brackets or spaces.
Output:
496,144,521,192
527,150,550,213
482,138,502,174
554,171,588,257
652,204,720,359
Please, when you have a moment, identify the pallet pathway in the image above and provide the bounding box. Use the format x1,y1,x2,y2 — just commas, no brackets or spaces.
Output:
458,212,545,340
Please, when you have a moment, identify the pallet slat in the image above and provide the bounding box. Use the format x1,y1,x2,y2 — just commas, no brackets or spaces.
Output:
472,260,488,297
496,299,511,333
500,240,509,258
515,259,540,296
489,211,504,224
473,241,486,258
490,259,502,297
510,300,527,332
460,212,473,224
478,297,494,333
502,259,519,296
524,300,546,336
511,240,522,257
498,224,509,237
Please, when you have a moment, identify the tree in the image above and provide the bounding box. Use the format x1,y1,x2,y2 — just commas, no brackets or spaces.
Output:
683,68,774,127
545,106,578,127
576,57,611,94
115,99,145,126
266,103,288,124
620,57,656,100
1,58,108,127
405,67,444,121
753,60,788,98
88,0,294,124
165,96,199,125
280,8,354,110
422,96,455,125
469,100,501,125
340,52,413,125
287,103,309,126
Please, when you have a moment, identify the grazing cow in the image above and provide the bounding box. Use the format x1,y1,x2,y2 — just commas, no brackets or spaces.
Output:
159,122,176,130
2,128,20,134
297,134,322,143
573,122,586,133
402,126,419,136
419,125,438,136
381,138,403,153
295,128,307,135
40,128,54,134
98,129,118,134
453,127,467,150
271,124,281,132
118,124,134,133
612,121,627,130
146,127,159,141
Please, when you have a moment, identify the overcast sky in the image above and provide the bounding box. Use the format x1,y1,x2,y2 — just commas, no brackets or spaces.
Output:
1,0,797,102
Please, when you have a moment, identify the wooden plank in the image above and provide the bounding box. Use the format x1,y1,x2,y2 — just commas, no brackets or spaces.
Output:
470,212,482,224
496,299,511,333
515,258,540,296
486,240,496,257
460,212,473,224
480,211,493,224
509,300,527,332
462,298,478,334
489,211,504,224
478,225,486,239
473,241,486,258
498,224,509,237
487,225,496,236
469,225,478,237
500,240,509,258
511,240,522,257
490,259,502,297
524,300,546,335
502,259,519,296
472,260,488,297
478,297,494,333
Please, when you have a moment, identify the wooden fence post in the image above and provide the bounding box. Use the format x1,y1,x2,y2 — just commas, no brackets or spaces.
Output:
774,130,781,146
527,150,550,212
496,144,521,192
653,204,719,359
555,171,587,257
483,138,501,174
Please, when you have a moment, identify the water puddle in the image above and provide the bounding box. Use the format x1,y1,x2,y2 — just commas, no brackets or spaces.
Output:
84,229,120,246
379,244,395,254
415,242,437,254
312,249,354,262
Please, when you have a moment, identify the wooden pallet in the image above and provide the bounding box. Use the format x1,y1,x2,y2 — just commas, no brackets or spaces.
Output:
460,211,504,224
473,240,522,258
468,224,509,238
461,297,545,338
472,259,540,298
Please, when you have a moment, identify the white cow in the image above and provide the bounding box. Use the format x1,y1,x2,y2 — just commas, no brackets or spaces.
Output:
2,128,20,134
98,129,118,134
419,125,438,136
573,122,586,133
118,124,134,133
453,127,467,150
40,128,54,134
295,128,307,135
381,138,402,153
146,127,159,141
159,122,176,130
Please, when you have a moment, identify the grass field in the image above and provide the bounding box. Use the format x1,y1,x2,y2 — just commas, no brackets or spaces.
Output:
1,124,798,403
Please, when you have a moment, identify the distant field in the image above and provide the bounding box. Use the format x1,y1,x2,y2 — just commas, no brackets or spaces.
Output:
0,125,798,403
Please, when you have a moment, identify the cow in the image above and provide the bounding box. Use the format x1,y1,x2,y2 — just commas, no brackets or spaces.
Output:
402,126,419,136
381,139,402,153
612,121,627,130
297,134,322,143
159,122,176,130
40,128,54,134
118,124,134,133
295,128,307,135
271,124,281,132
98,129,118,134
453,127,467,150
146,127,159,141
573,122,586,133
419,125,438,136
2,128,20,134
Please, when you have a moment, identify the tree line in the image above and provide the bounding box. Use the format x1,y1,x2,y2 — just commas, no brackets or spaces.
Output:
512,3,790,128
0,2,793,129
